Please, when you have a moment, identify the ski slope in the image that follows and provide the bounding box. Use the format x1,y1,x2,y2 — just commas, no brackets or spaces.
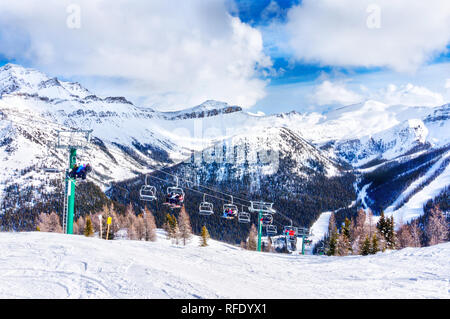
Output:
0,231,448,299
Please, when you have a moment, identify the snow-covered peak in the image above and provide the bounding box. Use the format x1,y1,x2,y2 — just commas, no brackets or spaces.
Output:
0,63,93,100
0,63,50,96
160,100,243,120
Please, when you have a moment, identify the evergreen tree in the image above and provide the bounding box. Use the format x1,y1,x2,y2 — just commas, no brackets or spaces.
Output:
342,217,351,239
326,212,339,256
376,211,387,238
327,225,338,256
164,213,180,244
360,235,371,256
385,216,396,249
338,217,352,255
84,215,94,237
163,214,174,239
200,225,210,247
371,234,379,254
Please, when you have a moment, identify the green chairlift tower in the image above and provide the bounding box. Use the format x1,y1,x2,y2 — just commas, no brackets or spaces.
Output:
248,201,276,252
56,129,92,234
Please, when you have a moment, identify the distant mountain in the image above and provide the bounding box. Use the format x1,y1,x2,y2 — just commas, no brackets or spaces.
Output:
0,64,448,241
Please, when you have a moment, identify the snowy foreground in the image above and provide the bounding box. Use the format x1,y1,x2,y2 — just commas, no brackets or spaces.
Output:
0,231,448,299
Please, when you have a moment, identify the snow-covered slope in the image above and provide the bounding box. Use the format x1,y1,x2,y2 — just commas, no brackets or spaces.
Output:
0,231,448,299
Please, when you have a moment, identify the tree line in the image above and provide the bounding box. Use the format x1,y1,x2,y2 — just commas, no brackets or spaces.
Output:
319,205,448,256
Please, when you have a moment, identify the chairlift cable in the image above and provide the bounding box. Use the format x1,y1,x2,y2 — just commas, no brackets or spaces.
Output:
145,163,252,205
145,174,234,204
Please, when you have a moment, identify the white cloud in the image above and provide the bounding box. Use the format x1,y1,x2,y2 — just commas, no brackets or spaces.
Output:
0,0,272,110
377,83,444,107
311,80,364,106
283,0,450,72
445,79,450,89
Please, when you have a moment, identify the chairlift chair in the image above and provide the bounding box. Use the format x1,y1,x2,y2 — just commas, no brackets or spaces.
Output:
222,204,238,219
261,213,273,225
199,194,214,216
297,227,310,237
163,176,185,208
283,226,298,237
40,147,60,173
265,225,277,236
140,185,157,201
248,201,276,214
222,195,238,219
238,205,250,223
42,167,60,173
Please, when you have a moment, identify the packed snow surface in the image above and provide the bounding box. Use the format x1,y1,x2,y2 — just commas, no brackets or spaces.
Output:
0,231,448,299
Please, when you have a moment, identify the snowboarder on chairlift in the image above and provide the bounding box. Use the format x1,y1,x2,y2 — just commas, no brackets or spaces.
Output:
77,163,92,180
69,164,79,179
69,163,92,180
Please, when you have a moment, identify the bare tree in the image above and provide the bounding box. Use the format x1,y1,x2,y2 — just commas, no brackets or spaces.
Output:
396,223,414,249
48,211,63,233
76,216,85,235
143,207,157,242
178,207,193,246
37,212,50,232
350,208,368,252
409,220,422,247
426,206,448,246
247,224,258,251
134,215,146,241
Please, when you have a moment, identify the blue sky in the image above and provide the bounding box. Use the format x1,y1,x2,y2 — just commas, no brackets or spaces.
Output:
0,0,449,114
227,0,450,114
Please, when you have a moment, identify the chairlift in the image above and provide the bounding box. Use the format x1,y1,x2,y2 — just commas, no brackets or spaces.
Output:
164,176,185,208
238,205,250,223
297,227,310,237
41,147,60,173
222,195,238,219
140,185,157,201
265,224,277,236
284,225,298,242
248,201,276,214
199,194,214,216
261,213,273,225
42,167,60,173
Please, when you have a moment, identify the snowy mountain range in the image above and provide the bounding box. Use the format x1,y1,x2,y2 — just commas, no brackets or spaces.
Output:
0,63,449,235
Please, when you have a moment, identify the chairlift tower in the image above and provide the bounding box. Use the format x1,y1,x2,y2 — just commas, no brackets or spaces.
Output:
56,129,92,234
249,201,275,252
297,227,312,255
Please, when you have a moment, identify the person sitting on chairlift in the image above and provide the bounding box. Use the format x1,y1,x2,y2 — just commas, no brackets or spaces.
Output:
166,192,174,204
69,163,92,180
173,193,180,206
69,164,79,179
